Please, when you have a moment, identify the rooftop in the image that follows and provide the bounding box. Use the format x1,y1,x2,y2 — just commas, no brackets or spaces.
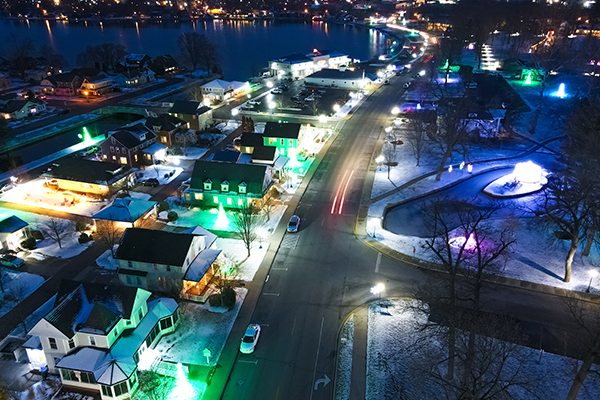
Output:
42,159,132,186
93,198,156,224
168,100,212,116
263,121,302,139
306,68,365,81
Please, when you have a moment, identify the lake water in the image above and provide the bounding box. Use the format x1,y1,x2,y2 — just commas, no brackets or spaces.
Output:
0,19,387,81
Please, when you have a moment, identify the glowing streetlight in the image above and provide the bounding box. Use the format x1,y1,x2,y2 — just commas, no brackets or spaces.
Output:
368,216,381,237
370,283,385,307
385,126,392,133
232,108,239,116
268,102,277,110
319,115,327,124
391,106,400,115
257,227,266,249
587,269,598,292
333,104,341,112
419,70,426,77
203,98,211,107
266,81,274,88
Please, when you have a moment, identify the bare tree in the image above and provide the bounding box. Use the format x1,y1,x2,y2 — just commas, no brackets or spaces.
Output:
137,370,174,400
538,171,596,282
42,217,71,249
187,84,204,102
96,220,125,257
6,34,36,79
431,98,471,181
152,163,161,178
261,187,278,222
231,199,264,257
405,113,431,166
381,142,396,180
178,32,220,72
39,47,67,74
77,43,126,71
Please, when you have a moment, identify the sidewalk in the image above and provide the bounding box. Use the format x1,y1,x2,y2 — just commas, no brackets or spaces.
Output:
349,307,368,400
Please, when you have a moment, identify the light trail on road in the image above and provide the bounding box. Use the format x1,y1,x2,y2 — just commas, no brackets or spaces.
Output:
338,170,355,214
331,169,349,214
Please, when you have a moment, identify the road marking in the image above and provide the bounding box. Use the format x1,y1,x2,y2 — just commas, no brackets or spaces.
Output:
272,267,288,271
238,359,258,365
281,235,300,249
331,170,349,214
338,170,355,214
375,253,382,273
309,317,325,400
258,323,270,327
265,274,269,282
291,318,297,336
314,375,331,390
263,293,280,296
276,387,280,400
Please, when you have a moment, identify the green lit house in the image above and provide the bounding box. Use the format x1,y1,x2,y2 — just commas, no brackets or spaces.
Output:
262,122,303,159
183,160,273,209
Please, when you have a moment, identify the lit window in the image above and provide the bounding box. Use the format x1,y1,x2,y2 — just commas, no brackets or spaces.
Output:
238,198,243,206
221,180,229,192
204,179,212,190
161,136,167,143
269,138,274,145
112,156,116,161
213,196,218,204
289,140,293,146
227,197,232,205
239,182,247,193
120,157,127,164
194,193,202,200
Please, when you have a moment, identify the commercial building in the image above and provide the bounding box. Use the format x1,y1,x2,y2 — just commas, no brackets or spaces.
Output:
269,49,350,80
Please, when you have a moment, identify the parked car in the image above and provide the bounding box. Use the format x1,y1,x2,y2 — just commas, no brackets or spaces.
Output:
0,183,16,193
242,104,255,110
79,146,99,157
305,95,316,101
288,215,300,232
0,254,24,268
272,88,283,94
247,100,261,105
403,82,411,89
143,178,159,187
240,324,261,354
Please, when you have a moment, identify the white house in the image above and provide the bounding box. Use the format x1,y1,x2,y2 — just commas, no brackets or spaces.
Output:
80,76,114,96
304,69,371,89
27,280,179,400
1,99,46,120
269,49,350,80
201,79,234,101
116,226,222,302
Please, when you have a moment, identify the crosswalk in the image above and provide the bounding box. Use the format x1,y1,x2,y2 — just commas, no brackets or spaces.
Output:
280,234,300,249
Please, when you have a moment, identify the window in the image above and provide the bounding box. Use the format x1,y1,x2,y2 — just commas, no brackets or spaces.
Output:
122,148,126,154
204,179,212,190
49,338,57,350
80,371,95,384
221,180,229,192
60,369,78,381
116,147,120,153
161,136,167,143
126,275,133,284
153,263,158,270
289,139,294,146
113,381,129,397
160,317,173,330
110,146,114,153
133,352,140,364
120,157,127,164
138,309,143,321
238,198,243,206
269,138,274,145
101,385,112,397
111,137,116,144
227,197,232,205
136,277,142,286
68,339,75,349
239,182,247,194
129,373,137,389
128,260,133,268
194,193,203,200
173,310,179,324
89,336,96,346
112,156,116,161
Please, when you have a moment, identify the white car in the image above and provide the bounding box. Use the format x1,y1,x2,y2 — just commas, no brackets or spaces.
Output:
271,88,283,94
247,100,261,105
240,324,261,354
287,215,300,232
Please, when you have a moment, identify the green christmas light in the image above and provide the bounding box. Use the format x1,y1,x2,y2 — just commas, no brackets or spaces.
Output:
524,71,532,85
214,203,229,230
442,59,449,70
168,363,195,400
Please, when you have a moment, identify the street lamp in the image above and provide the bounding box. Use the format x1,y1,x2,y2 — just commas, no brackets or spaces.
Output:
266,81,274,88
257,227,265,249
370,283,385,307
368,217,381,237
375,155,384,172
391,106,400,115
319,115,327,124
333,104,341,112
231,108,239,117
587,269,598,292
268,102,277,110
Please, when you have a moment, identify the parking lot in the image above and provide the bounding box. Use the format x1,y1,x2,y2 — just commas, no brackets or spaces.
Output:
240,79,358,118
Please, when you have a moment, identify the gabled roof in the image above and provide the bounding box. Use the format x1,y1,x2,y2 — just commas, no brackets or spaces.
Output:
44,281,148,338
251,146,277,163
144,113,186,132
116,227,197,267
168,100,212,116
263,121,301,139
1,100,32,113
42,158,132,186
93,198,156,223
109,122,156,149
190,160,269,196
183,249,222,282
202,79,233,90
306,68,365,80
271,53,312,64
209,150,243,163
240,133,264,147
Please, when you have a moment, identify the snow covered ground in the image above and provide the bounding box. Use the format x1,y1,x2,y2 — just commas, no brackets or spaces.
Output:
96,248,119,270
0,179,110,216
366,299,600,400
334,315,354,400
171,147,208,160
154,288,247,366
217,239,268,282
137,166,183,185
0,270,45,318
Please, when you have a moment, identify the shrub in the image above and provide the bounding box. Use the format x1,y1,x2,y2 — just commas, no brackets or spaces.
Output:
167,211,178,222
221,287,236,309
20,237,36,250
78,233,92,244
158,201,170,213
75,219,87,232
30,230,44,240
208,293,221,307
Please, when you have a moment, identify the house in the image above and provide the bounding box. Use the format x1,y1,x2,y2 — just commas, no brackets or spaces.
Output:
144,113,189,147
262,121,303,158
114,69,156,88
269,49,350,79
238,133,283,167
80,75,114,96
100,122,156,167
149,55,179,75
92,198,157,227
42,158,133,195
27,280,179,399
201,79,234,102
305,68,371,89
1,99,45,120
116,226,221,302
183,160,273,209
121,54,152,70
39,72,82,96
0,215,28,251
168,101,213,131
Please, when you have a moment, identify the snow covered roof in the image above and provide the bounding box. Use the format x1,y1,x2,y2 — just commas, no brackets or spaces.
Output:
202,79,233,90
142,142,168,155
116,228,198,267
181,225,218,248
231,81,249,91
23,335,42,350
183,249,222,282
93,198,156,224
0,215,28,234
43,281,150,338
55,298,177,385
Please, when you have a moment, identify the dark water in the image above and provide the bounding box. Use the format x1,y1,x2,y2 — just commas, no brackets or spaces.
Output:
0,19,387,81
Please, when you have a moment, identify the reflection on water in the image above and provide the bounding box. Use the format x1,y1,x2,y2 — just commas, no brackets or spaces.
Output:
0,19,386,80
